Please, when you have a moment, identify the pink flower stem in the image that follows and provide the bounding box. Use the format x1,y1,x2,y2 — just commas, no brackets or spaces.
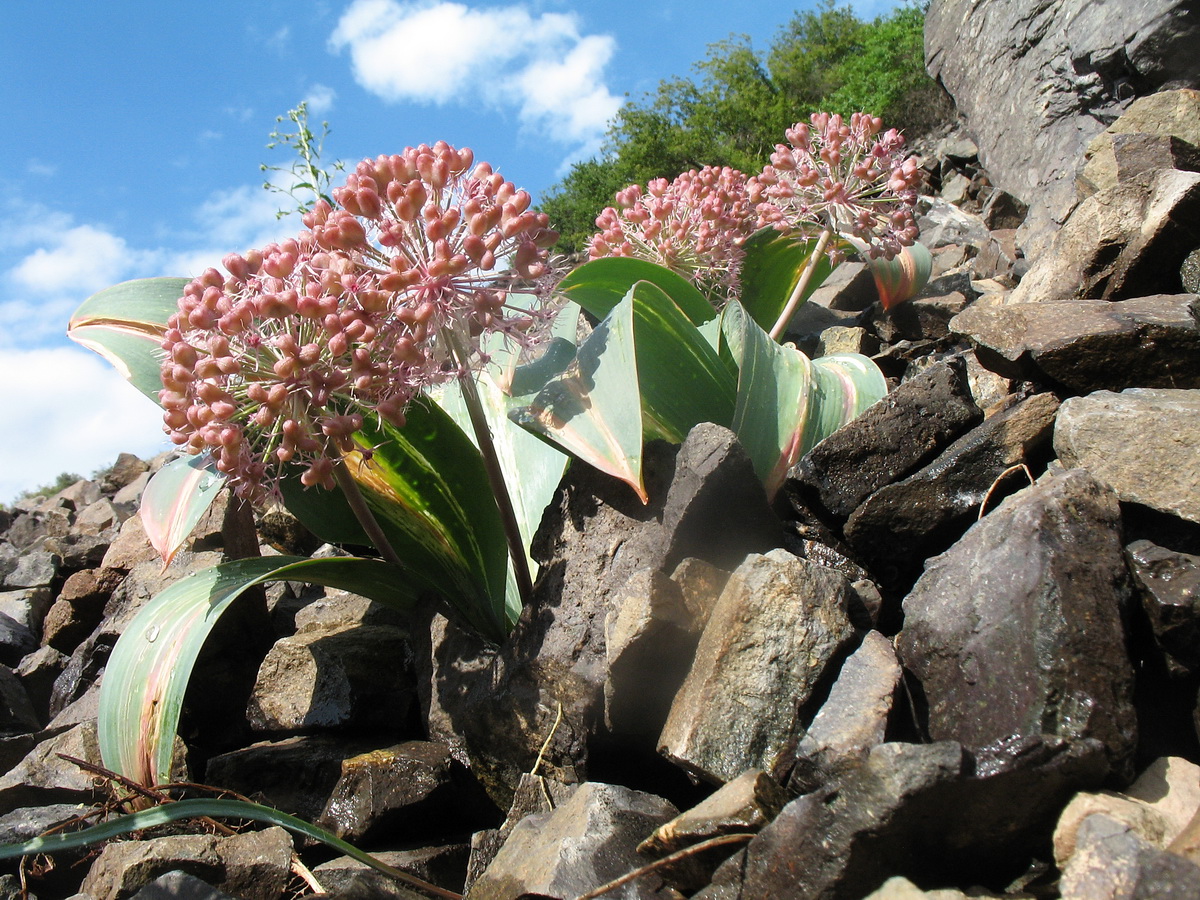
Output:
329,453,406,570
446,331,536,611
768,227,834,341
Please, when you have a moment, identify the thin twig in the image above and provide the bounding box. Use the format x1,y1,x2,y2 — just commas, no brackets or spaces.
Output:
572,833,755,900
978,462,1034,519
769,228,834,341
530,701,564,779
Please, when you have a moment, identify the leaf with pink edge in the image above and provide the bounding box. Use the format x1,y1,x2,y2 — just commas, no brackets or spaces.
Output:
864,241,932,310
97,555,415,787
139,454,227,567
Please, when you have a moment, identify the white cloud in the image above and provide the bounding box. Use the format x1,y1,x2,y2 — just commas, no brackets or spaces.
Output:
26,159,57,177
11,225,153,296
303,84,337,115
329,0,621,154
0,347,169,505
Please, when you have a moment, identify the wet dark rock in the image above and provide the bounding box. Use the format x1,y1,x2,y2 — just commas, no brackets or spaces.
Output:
204,734,390,822
1055,388,1200,525
897,469,1137,778
468,782,677,900
786,357,983,523
843,392,1060,587
314,846,467,899
952,295,1200,392
246,623,415,733
788,631,903,793
0,667,38,735
699,742,965,900
659,549,857,785
313,740,468,845
1127,541,1200,676
1059,813,1200,900
871,293,969,344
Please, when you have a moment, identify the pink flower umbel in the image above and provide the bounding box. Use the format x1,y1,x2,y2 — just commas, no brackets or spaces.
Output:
752,112,922,262
589,166,755,303
159,142,560,504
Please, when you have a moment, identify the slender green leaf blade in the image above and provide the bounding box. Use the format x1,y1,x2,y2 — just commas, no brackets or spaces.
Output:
0,799,454,898
558,257,716,326
67,277,187,401
738,229,837,334
139,455,226,567
98,556,415,787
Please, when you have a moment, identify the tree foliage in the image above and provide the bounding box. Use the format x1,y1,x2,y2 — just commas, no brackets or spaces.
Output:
543,1,948,254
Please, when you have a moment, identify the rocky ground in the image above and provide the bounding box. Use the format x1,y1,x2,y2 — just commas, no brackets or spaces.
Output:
2,7,1200,899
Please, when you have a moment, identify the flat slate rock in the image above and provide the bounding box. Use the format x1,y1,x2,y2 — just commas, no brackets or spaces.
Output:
951,294,1200,392
1054,388,1200,525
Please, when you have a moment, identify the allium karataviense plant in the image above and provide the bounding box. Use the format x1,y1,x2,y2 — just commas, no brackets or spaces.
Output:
752,111,921,337
588,165,756,304
160,141,559,604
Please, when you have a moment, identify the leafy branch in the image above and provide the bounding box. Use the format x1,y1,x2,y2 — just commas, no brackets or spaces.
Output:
260,101,344,218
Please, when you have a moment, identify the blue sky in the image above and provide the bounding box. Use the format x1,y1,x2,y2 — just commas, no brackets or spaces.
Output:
1,0,900,504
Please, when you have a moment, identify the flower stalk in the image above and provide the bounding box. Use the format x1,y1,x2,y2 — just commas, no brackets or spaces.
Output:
768,227,834,341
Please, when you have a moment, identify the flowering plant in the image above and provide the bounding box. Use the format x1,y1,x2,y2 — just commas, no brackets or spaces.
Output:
62,113,913,797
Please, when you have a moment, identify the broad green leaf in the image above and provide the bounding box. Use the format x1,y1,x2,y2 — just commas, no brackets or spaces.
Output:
0,798,456,899
557,257,716,326
67,277,186,401
866,241,933,310
738,229,837,335
511,296,646,500
802,353,889,454
629,281,736,443
99,555,415,787
139,454,226,567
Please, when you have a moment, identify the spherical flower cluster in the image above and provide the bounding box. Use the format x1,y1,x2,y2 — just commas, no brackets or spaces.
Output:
751,112,922,261
160,142,560,502
589,166,755,302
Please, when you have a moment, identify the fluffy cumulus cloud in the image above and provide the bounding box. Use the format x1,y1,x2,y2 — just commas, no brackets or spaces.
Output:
1,346,169,504
330,0,621,150
303,83,337,115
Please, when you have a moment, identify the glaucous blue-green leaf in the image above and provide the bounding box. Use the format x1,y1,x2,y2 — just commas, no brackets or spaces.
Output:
738,229,838,335
139,454,226,567
98,555,415,788
802,353,888,453
0,798,457,899
865,241,933,310
67,277,186,401
557,257,716,326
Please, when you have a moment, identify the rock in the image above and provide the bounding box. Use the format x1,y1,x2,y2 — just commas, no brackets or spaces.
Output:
245,623,415,733
97,453,149,493
925,0,1200,252
871,293,969,344
314,847,465,899
843,393,1060,588
897,469,1137,777
659,549,857,784
1055,389,1200,526
468,782,677,900
789,631,903,791
786,357,982,522
0,802,90,845
1054,792,1173,866
3,549,58,590
817,325,879,358
1126,756,1200,841
0,666,39,735
14,645,67,725
1080,90,1200,196
314,741,468,845
0,588,52,637
700,742,965,900
915,197,991,251
0,721,102,815
951,295,1200,392
1008,170,1200,304
128,870,239,900
1183,248,1200,293
863,878,977,899
446,425,783,803
80,827,293,900
1127,541,1200,675
1059,813,1200,900
0,613,37,668
805,262,877,312
980,190,1027,231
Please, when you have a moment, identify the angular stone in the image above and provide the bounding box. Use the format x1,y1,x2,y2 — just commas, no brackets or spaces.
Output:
0,721,102,815
790,631,902,790
1127,756,1200,842
212,827,294,900
786,358,982,522
863,878,976,899
1055,389,1200,525
604,569,698,739
1059,814,1200,900
952,295,1200,392
816,325,878,358
468,782,677,900
0,666,38,734
844,393,1060,585
1054,791,1173,866
97,452,149,493
659,549,857,784
314,741,458,844
315,847,464,899
1127,541,1200,675
1183,248,1200,294
74,498,127,536
2,550,57,590
872,293,969,344
0,802,90,845
129,871,239,900
897,470,1136,776
0,588,52,637
1009,170,1200,305
640,768,787,856
5,507,70,552
1080,90,1200,196
705,742,965,900
0,613,36,668
14,644,66,726
246,623,414,733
